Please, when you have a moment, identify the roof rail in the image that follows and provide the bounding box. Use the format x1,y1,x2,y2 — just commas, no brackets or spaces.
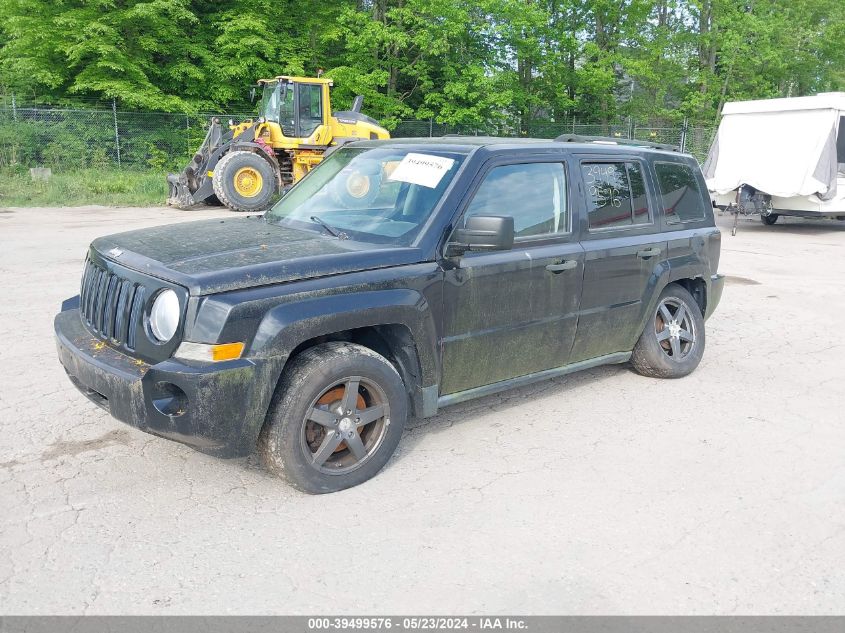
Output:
553,134,680,152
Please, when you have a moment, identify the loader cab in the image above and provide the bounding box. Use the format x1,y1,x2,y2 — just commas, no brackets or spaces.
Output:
259,76,331,142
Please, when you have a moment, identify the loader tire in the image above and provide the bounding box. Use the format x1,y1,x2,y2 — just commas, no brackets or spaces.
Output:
212,150,276,212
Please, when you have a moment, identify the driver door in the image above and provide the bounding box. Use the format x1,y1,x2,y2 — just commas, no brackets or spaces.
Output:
296,83,326,140
439,159,585,395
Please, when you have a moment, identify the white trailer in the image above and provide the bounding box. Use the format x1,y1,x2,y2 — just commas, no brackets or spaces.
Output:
704,93,845,233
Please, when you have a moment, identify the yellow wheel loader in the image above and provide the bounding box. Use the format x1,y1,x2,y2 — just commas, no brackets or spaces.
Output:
167,76,390,212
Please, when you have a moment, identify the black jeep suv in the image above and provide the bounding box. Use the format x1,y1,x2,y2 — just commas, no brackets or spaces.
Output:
55,136,724,493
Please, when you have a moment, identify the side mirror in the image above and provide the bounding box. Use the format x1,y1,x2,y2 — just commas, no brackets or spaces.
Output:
448,215,514,255
249,86,257,103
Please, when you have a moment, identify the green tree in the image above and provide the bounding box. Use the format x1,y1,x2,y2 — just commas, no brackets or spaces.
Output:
1,0,208,109
1,0,843,127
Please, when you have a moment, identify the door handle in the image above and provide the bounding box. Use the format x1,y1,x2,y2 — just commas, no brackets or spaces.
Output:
545,260,578,273
637,247,662,259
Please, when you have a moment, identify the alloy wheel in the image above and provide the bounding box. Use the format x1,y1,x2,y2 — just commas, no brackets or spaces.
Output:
300,376,390,475
654,297,696,361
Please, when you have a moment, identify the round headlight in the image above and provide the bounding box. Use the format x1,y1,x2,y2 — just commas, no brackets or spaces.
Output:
149,289,180,342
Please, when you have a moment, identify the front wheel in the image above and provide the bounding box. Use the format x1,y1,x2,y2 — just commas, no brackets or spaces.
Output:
631,284,706,379
760,213,779,225
258,342,407,494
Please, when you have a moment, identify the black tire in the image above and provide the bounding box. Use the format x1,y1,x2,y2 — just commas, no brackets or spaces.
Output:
212,150,276,212
258,342,407,494
631,284,706,379
761,213,779,225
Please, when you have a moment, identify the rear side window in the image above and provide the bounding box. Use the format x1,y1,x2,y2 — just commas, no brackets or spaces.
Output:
581,162,650,230
654,162,706,223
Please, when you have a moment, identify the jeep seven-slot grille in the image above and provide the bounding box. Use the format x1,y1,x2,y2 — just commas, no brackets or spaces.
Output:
79,258,146,349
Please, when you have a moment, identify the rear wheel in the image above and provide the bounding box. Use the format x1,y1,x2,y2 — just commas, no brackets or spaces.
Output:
258,342,407,494
212,150,276,212
760,213,779,225
631,284,705,379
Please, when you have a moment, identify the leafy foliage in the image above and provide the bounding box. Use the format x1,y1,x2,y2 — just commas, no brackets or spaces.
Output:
1,0,843,128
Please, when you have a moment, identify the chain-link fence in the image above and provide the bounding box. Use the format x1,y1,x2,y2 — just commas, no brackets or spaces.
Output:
0,101,253,172
393,118,715,162
0,100,715,172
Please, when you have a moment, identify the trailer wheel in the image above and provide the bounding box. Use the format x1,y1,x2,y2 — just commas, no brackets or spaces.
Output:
760,213,779,226
212,150,276,212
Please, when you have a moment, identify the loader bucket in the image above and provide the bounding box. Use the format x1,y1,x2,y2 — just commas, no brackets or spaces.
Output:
166,171,198,207
166,118,225,208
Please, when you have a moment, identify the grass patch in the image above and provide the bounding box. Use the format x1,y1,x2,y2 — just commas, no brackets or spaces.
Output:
0,167,167,207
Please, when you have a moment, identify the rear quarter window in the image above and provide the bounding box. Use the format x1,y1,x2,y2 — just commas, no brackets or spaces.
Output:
654,161,706,224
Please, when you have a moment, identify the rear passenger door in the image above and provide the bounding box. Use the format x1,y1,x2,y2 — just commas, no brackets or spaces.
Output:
569,155,669,363
439,158,585,395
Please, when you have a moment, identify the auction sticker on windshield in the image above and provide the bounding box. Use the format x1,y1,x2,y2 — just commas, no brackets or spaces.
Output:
388,153,456,188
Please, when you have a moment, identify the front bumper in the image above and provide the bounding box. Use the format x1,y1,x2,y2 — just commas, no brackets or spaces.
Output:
706,273,725,320
55,308,277,457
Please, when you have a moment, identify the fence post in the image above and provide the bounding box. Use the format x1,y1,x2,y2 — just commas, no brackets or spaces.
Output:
11,93,17,122
680,117,688,153
112,98,122,168
429,118,433,137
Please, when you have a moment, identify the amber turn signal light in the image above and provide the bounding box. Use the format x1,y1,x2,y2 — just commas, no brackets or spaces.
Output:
174,341,245,362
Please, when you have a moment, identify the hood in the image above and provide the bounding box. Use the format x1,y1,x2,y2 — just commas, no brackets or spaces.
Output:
91,216,424,295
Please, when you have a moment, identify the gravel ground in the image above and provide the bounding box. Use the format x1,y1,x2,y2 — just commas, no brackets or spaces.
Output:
1,206,844,615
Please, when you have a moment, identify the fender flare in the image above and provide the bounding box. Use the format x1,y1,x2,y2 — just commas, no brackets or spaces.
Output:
250,289,440,412
633,262,712,343
631,260,673,344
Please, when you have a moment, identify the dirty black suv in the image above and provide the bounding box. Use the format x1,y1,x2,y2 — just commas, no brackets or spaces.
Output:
55,136,724,493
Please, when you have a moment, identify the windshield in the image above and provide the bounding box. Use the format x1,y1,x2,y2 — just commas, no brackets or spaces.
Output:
260,82,280,123
265,147,466,245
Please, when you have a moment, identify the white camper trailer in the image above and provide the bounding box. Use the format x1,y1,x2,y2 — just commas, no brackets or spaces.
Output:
705,93,845,232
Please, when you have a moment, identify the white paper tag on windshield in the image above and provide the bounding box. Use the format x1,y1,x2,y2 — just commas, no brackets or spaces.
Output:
388,153,455,188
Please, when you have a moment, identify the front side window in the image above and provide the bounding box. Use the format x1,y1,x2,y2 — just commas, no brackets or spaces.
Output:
582,161,649,229
265,147,465,245
654,162,706,223
464,162,568,238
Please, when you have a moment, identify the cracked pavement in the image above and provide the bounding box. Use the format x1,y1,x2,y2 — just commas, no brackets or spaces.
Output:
1,205,844,614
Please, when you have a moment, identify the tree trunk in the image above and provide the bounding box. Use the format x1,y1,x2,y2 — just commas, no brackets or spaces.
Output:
698,0,716,94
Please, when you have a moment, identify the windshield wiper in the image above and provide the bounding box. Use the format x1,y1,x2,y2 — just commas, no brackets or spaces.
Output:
310,215,346,239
